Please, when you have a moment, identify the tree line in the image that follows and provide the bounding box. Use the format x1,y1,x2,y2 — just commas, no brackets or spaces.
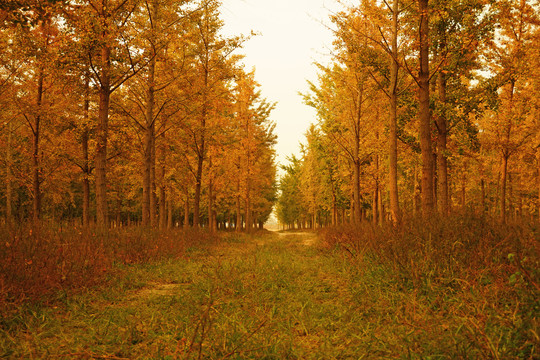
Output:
277,0,539,228
0,0,277,231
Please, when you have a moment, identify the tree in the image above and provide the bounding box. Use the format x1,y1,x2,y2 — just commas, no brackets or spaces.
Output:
482,0,538,222
70,0,147,226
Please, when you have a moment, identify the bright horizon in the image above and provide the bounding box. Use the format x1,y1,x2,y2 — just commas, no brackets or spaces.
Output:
220,0,344,169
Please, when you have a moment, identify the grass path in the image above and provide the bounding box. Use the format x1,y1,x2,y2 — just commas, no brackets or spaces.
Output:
2,231,391,359
2,230,503,359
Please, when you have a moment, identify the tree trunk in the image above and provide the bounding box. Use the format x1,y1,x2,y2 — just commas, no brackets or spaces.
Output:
95,43,111,227
193,149,204,228
500,154,509,223
245,195,252,233
167,194,173,229
208,158,215,233
353,79,363,225
160,167,166,229
332,191,337,226
481,178,486,213
418,0,434,215
184,187,190,228
436,72,449,214
500,79,515,223
142,74,155,226
32,69,44,224
378,188,384,224
413,163,420,216
388,0,401,224
141,0,159,227
82,75,91,227
142,122,152,226
373,188,378,225
6,121,13,224
150,132,157,226
236,195,242,232
461,171,466,208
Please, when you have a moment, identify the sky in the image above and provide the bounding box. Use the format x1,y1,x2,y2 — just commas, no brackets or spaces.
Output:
219,0,343,168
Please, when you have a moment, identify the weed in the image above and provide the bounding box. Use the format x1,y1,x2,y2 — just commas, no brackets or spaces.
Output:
0,224,216,313
321,213,540,358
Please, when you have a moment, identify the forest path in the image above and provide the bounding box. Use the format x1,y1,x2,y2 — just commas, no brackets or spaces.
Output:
3,231,380,359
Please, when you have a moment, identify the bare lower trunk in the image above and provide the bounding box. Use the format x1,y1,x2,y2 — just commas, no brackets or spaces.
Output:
142,124,152,226
388,0,401,224
332,191,337,226
353,159,361,224
32,70,44,224
159,166,166,229
481,178,486,213
437,73,449,214
193,151,204,228
167,194,173,229
236,194,241,231
82,128,90,226
461,171,466,208
6,121,13,223
184,187,190,228
418,0,434,215
82,75,91,227
353,77,363,225
208,163,215,233
245,195,252,233
95,44,111,227
501,155,509,223
150,133,157,226
373,188,378,225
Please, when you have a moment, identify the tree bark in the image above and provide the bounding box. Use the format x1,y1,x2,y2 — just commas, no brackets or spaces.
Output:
32,69,44,225
82,75,91,227
159,166,166,229
418,0,434,215
184,187,190,228
193,145,204,227
208,157,215,233
353,79,363,225
436,72,449,214
388,0,401,224
6,121,13,224
373,188,378,225
500,154,509,223
481,178,486,213
167,193,173,229
332,191,337,226
142,54,156,226
95,41,111,227
236,190,242,231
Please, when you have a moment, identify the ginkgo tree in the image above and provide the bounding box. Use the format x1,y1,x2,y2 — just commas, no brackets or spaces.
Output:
0,0,279,229
279,0,539,225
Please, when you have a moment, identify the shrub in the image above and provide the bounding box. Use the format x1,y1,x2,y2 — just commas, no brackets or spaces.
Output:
0,223,216,310
320,213,540,358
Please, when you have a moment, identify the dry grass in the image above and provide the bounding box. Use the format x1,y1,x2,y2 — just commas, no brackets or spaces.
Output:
320,213,540,358
0,224,216,312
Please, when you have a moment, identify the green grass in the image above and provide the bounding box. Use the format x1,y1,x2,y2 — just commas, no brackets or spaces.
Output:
1,224,538,359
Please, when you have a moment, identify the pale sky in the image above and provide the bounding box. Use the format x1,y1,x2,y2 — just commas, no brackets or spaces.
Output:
220,0,342,168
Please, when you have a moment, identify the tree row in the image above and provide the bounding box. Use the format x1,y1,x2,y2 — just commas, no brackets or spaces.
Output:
277,0,539,228
0,0,277,230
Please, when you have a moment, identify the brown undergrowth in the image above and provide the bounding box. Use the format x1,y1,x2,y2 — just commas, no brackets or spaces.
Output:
0,224,216,311
320,213,540,358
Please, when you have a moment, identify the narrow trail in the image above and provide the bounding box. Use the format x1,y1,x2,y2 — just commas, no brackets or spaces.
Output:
4,231,378,359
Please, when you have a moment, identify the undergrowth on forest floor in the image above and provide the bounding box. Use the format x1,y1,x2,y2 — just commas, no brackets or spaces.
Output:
0,224,217,310
0,217,538,359
321,214,539,359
